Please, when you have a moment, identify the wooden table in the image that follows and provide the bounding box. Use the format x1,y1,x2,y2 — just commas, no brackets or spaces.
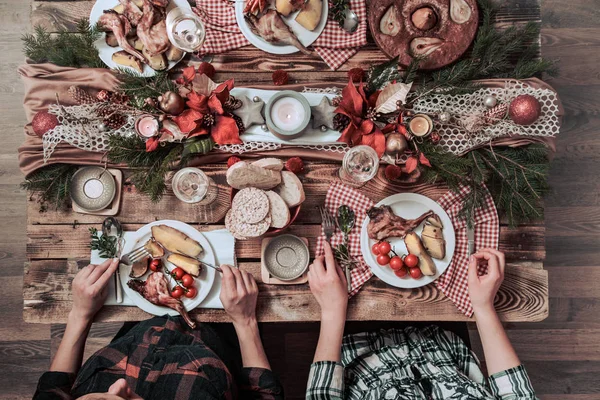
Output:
24,0,548,324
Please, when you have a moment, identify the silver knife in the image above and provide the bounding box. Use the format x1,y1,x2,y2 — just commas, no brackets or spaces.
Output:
467,225,475,256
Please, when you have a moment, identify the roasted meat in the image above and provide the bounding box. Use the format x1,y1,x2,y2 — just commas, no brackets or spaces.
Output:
117,0,143,26
244,10,312,55
367,205,434,241
137,0,170,56
99,10,146,62
128,272,196,329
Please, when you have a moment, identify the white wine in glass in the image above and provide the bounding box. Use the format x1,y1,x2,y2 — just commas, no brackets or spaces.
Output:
166,8,206,52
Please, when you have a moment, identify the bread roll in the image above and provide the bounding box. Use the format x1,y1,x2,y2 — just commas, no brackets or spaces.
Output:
275,171,305,207
266,191,291,229
226,161,282,190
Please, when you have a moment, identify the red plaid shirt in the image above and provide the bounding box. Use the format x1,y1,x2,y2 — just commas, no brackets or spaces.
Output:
33,316,283,400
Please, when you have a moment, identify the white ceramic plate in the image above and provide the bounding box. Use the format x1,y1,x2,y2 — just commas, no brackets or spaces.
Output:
90,0,191,77
120,220,216,316
235,0,328,55
360,193,456,289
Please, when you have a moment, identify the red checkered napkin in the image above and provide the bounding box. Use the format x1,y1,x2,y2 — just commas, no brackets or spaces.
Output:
435,185,499,317
313,0,368,70
193,0,250,55
315,182,374,297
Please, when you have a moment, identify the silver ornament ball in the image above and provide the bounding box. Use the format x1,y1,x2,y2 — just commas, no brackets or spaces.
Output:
98,123,107,132
253,96,261,103
320,125,328,132
484,95,497,108
438,111,451,123
261,124,268,131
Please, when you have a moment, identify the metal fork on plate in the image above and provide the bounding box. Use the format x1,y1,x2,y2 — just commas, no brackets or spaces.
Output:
121,243,222,273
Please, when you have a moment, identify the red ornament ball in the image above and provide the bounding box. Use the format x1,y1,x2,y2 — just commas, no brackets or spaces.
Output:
508,94,542,126
347,68,366,82
384,164,402,181
430,132,441,144
285,157,304,173
272,70,289,86
227,156,242,168
32,111,59,137
198,62,216,79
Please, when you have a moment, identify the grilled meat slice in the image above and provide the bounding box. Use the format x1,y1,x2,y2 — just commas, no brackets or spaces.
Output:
367,205,434,241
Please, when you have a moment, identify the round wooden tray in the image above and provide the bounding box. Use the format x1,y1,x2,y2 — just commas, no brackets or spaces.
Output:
368,0,479,70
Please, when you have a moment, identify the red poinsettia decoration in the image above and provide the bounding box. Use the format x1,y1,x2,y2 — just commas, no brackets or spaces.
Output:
335,80,386,157
172,79,242,145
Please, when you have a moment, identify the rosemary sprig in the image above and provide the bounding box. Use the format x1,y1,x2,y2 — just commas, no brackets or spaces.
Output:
89,228,118,258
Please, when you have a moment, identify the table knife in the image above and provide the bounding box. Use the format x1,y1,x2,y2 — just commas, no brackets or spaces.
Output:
467,226,475,256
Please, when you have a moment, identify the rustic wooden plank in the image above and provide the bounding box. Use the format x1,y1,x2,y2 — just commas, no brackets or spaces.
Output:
22,259,548,323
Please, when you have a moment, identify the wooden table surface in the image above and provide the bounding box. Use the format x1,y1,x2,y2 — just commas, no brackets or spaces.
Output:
23,0,548,324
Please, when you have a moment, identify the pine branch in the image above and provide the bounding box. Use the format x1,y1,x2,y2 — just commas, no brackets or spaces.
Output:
21,164,79,211
116,69,177,110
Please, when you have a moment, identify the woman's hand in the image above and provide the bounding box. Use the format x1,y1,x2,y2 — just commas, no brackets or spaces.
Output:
71,258,119,323
220,264,259,327
468,248,505,317
308,241,348,320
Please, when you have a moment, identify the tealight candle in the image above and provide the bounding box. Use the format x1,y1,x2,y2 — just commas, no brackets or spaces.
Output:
83,178,104,199
135,115,159,138
270,97,306,132
409,114,433,137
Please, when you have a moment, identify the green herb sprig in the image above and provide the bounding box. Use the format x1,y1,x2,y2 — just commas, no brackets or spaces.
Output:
89,227,118,258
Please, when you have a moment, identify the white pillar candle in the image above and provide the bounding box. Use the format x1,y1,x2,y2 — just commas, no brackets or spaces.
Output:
84,179,104,199
270,97,306,132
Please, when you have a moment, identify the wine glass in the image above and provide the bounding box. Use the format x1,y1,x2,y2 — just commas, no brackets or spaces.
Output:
166,8,206,52
339,145,380,187
171,167,218,205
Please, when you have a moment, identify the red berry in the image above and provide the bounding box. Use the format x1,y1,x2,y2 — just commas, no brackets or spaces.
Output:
347,68,366,82
227,156,242,168
197,62,216,78
285,157,304,173
385,164,402,181
272,70,289,86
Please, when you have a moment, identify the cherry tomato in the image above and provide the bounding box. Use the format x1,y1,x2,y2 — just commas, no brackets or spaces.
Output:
171,286,184,299
389,256,404,271
172,267,185,280
404,254,419,269
409,267,423,279
149,258,161,272
394,267,408,278
185,287,198,298
377,254,391,266
371,243,381,255
181,274,195,288
378,241,391,255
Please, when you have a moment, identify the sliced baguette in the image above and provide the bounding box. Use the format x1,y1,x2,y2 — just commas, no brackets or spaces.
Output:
226,161,282,190
252,158,284,171
266,191,290,229
275,171,305,208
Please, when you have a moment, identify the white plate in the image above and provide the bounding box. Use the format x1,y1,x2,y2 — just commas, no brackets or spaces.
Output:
360,193,456,289
90,0,191,77
235,1,328,55
120,220,216,316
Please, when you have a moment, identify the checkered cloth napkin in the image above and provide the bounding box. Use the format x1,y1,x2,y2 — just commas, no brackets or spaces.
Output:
192,0,367,70
316,183,499,315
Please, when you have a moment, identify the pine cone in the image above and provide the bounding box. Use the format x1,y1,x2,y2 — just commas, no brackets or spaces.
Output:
111,92,130,105
232,114,246,134
104,114,127,130
68,86,98,105
96,104,117,118
333,114,350,132
484,103,509,125
202,113,216,127
224,95,242,111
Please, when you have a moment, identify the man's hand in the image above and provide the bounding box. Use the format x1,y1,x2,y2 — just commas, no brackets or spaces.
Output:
71,258,119,323
220,264,259,327
468,248,505,317
308,241,348,320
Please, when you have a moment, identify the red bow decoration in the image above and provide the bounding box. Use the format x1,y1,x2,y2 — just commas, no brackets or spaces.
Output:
335,80,386,157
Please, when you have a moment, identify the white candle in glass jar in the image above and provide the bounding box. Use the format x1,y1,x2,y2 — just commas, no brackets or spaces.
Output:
270,97,306,132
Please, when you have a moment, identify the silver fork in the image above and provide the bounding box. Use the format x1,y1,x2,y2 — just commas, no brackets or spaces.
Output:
121,243,223,272
318,206,336,244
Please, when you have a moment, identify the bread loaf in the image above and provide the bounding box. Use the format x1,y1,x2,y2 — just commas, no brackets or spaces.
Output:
226,161,282,190
266,191,291,229
275,171,305,207
252,158,284,171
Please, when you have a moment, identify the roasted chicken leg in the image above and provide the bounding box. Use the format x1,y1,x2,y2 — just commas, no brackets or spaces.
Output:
137,0,171,56
128,272,196,329
245,10,312,55
367,206,434,241
99,10,146,63
117,0,143,26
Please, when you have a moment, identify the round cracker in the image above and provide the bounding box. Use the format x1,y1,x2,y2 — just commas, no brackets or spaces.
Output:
232,212,272,238
225,210,247,240
232,187,270,224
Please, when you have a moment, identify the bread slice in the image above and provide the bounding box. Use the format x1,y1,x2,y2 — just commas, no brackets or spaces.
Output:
265,191,290,229
275,171,305,208
252,158,284,171
226,161,282,190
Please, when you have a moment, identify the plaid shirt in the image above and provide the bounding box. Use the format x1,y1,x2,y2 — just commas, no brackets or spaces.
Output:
33,316,283,400
306,326,536,400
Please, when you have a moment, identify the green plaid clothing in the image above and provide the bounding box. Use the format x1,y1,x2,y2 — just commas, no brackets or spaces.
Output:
306,326,536,400
34,316,283,400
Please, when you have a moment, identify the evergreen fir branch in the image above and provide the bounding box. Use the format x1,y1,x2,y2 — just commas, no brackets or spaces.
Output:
116,69,177,110
21,164,79,210
367,57,401,91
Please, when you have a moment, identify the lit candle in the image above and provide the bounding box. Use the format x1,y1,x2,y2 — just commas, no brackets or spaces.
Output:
83,178,104,199
270,97,306,132
135,115,159,138
409,114,433,137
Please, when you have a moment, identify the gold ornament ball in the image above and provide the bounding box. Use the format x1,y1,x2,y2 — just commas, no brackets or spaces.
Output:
385,133,408,155
509,94,541,125
158,91,185,115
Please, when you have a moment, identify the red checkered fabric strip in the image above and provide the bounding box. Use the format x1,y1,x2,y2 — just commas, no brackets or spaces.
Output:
315,182,374,297
193,0,250,55
435,185,499,316
313,0,368,70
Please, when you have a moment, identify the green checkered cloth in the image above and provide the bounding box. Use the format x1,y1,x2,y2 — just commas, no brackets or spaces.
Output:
306,326,536,399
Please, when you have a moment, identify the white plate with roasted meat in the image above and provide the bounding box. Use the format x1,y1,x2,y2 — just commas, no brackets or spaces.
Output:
120,220,216,327
360,193,455,289
90,0,190,77
235,0,328,55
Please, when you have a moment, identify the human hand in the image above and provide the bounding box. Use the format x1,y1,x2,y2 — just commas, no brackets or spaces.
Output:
71,258,119,323
220,265,259,327
468,248,505,317
308,241,348,320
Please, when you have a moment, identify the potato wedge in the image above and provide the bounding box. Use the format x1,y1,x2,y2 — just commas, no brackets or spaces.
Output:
144,239,165,258
426,214,443,229
112,50,143,73
129,257,149,278
113,4,125,14
142,47,168,71
105,32,119,47
421,224,445,259
165,45,185,61
151,225,203,258
168,253,201,277
404,232,436,276
127,36,144,51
